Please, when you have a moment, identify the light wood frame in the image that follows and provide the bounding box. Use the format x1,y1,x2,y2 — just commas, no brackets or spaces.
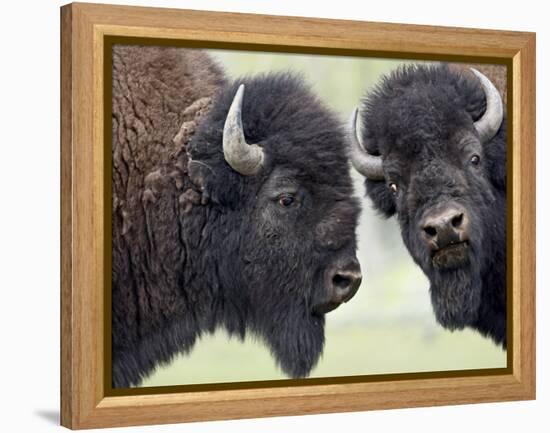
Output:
60,2,536,429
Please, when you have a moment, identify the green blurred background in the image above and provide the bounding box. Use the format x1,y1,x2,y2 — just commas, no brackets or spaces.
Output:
139,49,506,388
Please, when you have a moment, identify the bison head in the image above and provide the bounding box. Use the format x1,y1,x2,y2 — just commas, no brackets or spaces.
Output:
188,73,361,377
349,64,506,333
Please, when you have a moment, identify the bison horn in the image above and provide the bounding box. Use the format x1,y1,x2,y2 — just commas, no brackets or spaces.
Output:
223,84,265,176
470,68,504,143
348,107,385,180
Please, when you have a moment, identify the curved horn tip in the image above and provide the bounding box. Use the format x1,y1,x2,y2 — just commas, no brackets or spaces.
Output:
468,67,483,79
233,84,245,106
348,106,364,149
351,106,359,124
349,108,360,140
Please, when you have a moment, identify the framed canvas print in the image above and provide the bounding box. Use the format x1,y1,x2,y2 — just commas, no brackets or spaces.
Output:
60,2,536,429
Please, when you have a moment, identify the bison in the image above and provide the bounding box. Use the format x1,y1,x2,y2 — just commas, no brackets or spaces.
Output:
348,64,506,347
112,45,362,387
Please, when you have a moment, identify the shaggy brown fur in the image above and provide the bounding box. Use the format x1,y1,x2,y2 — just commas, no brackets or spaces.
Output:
112,45,225,356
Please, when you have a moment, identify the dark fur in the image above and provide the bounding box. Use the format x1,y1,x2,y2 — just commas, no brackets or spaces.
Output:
112,45,360,387
359,64,506,346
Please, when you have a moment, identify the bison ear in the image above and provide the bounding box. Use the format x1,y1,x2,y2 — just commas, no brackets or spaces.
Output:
187,158,242,208
483,121,507,192
365,179,396,217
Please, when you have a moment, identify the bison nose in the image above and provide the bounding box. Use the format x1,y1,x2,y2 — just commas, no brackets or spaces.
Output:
314,260,362,315
331,265,362,303
421,204,469,250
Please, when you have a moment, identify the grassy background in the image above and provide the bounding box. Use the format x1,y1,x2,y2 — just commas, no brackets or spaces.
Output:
139,49,506,388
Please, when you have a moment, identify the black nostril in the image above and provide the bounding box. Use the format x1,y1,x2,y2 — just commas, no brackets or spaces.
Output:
332,274,352,290
423,225,437,237
315,263,361,315
421,206,468,251
451,213,464,228
329,264,362,303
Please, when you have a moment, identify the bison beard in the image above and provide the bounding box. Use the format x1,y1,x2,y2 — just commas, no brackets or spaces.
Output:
255,304,325,378
429,252,483,329
111,46,360,387
407,199,486,330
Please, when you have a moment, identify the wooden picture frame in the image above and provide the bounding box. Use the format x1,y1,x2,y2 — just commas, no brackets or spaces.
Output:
60,2,536,429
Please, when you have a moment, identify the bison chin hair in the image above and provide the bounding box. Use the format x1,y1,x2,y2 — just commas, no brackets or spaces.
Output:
429,252,483,330
255,304,325,378
407,202,486,331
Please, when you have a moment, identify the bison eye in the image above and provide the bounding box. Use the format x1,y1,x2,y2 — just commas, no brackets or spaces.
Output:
470,154,481,165
388,182,398,195
278,194,295,208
